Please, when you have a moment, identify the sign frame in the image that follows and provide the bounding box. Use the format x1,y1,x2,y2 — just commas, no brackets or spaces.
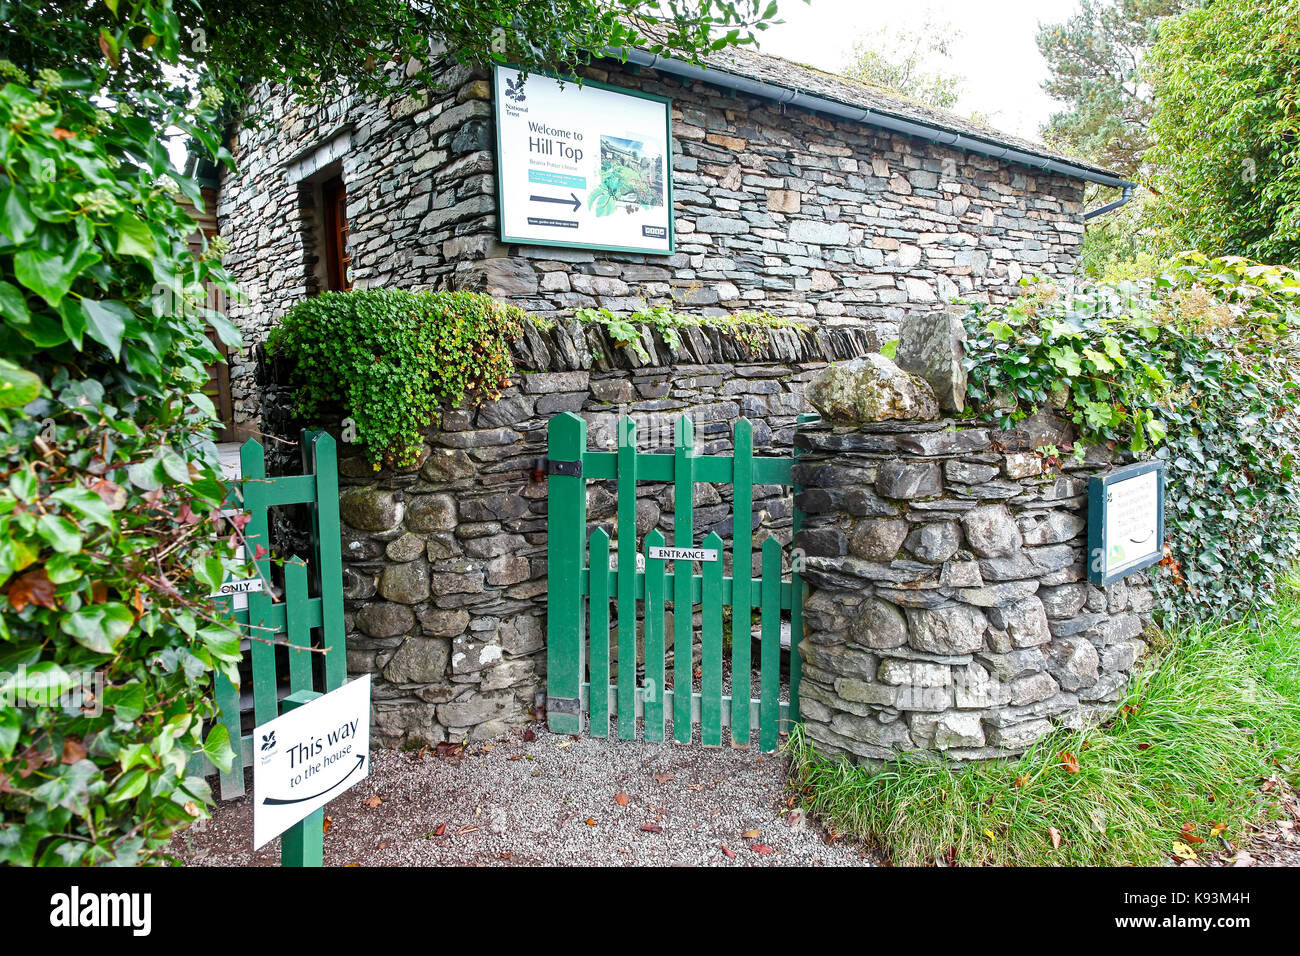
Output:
1087,460,1166,586
491,64,675,256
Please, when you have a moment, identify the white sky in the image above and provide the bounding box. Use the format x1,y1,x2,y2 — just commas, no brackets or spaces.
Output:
753,0,1082,143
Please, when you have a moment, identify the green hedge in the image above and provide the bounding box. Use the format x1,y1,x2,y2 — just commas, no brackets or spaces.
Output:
268,289,526,468
962,254,1300,621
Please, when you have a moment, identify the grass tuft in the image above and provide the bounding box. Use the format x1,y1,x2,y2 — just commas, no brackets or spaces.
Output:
789,585,1300,866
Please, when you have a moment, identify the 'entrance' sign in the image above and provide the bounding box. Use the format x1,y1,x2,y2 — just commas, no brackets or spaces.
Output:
648,545,719,563
253,675,371,850
1087,461,1165,585
492,65,673,255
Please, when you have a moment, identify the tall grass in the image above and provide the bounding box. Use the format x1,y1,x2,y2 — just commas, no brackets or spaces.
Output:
790,587,1300,866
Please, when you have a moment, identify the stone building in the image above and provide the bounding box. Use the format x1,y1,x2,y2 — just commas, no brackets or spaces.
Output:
210,44,1143,752
214,45,1131,435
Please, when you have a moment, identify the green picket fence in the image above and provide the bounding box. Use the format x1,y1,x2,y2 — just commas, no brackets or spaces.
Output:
546,412,810,751
195,429,347,800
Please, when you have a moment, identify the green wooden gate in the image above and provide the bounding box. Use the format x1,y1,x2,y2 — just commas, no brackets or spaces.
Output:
196,429,347,800
546,412,809,751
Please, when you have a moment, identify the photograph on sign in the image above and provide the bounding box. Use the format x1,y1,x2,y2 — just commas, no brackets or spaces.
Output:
493,65,673,255
253,675,371,850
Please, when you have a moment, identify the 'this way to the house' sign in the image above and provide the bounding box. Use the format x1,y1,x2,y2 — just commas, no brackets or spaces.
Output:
1087,460,1166,586
492,65,673,255
253,675,372,850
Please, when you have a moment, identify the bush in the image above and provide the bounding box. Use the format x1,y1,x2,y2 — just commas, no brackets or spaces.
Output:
962,253,1300,620
268,289,526,468
0,26,245,863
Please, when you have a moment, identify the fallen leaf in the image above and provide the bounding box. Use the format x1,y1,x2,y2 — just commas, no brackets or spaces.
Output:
365,796,382,809
557,740,573,749
1137,743,1151,750
721,844,735,859
61,738,87,764
322,817,333,835
585,818,597,826
983,828,995,841
751,843,773,854
6,568,57,612
1013,774,1029,788
742,828,761,839
1060,751,1080,774
434,823,446,836
640,823,662,834
499,853,510,859
1172,841,1198,860
614,791,630,806
457,824,479,835
686,783,702,792
1049,826,1061,850
523,727,536,742
653,772,675,785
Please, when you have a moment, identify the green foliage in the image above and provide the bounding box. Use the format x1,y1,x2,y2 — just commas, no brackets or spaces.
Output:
963,254,1300,619
790,581,1300,866
1146,0,1300,264
0,0,785,123
268,290,526,468
1036,0,1186,179
574,303,801,360
841,15,963,109
0,2,246,865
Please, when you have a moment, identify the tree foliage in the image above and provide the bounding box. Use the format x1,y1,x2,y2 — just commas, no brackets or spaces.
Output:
1145,0,1300,265
842,17,964,110
1,0,785,119
1036,0,1185,179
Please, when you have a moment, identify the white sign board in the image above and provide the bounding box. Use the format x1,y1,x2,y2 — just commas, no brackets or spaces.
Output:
253,675,371,850
493,65,673,255
1103,470,1160,574
648,546,719,563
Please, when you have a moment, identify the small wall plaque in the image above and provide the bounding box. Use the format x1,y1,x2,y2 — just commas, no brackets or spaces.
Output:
1087,460,1166,586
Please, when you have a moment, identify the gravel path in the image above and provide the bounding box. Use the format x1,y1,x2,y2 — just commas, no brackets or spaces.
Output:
172,722,876,867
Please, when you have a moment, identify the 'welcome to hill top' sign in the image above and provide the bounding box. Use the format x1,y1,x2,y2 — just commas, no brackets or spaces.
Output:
492,65,673,255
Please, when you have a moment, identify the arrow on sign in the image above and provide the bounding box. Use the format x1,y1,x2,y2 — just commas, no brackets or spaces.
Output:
530,192,582,212
261,753,366,806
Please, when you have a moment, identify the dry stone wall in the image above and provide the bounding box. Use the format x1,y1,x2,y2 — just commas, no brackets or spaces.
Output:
791,364,1154,763
262,320,877,747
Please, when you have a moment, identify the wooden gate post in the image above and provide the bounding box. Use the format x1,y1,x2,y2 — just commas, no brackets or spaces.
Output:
546,413,588,733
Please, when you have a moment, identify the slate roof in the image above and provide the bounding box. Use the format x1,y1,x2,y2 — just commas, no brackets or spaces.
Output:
633,43,1125,182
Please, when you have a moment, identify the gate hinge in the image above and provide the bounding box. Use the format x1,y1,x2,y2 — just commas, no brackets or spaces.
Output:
545,457,582,478
547,696,581,715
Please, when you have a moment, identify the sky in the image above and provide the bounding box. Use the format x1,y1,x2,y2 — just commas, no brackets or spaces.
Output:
751,0,1083,143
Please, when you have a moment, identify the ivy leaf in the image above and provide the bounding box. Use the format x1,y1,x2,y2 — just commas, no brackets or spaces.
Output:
36,514,82,554
80,299,132,360
202,723,236,773
111,213,156,258
0,358,42,409
13,247,101,307
59,603,134,654
50,486,113,528
0,708,19,757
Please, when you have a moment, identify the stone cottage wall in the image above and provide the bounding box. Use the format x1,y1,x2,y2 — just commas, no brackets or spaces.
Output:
261,319,877,747
791,407,1153,763
218,58,1087,433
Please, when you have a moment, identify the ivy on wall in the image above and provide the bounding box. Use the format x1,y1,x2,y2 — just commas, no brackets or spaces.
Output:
268,289,526,468
962,254,1300,620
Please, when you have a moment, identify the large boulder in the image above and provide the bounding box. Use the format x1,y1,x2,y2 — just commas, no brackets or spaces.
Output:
806,354,939,424
896,307,968,413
